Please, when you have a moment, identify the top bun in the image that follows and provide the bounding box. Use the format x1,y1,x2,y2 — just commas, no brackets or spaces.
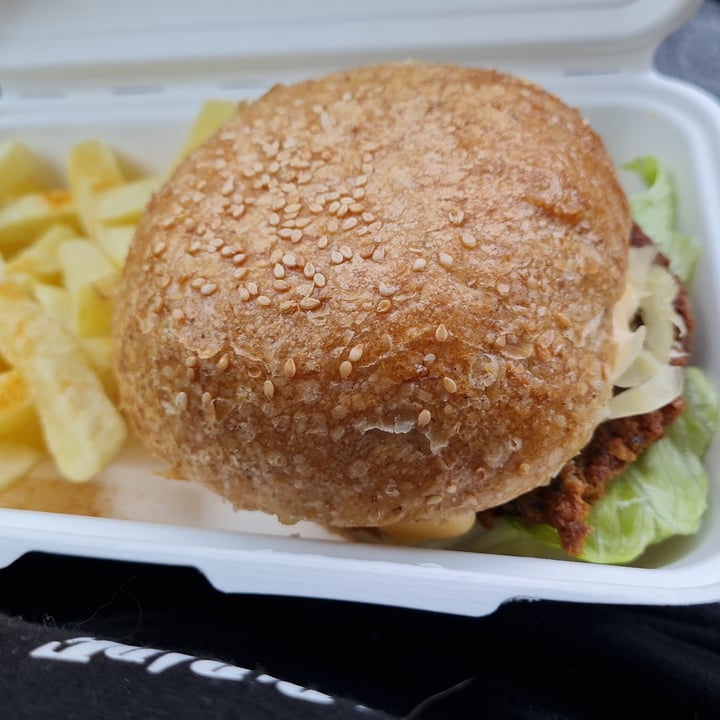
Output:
114,63,631,527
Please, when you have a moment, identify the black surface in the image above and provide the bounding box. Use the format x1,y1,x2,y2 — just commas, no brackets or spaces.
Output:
1,2,720,718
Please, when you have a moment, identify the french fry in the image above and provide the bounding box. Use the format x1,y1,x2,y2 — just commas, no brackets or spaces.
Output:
93,175,163,226
175,99,239,165
67,141,125,237
0,191,79,255
0,368,36,437
0,141,44,202
57,239,119,338
81,336,117,401
5,223,78,281
0,282,126,482
94,224,135,269
33,282,73,332
0,444,43,492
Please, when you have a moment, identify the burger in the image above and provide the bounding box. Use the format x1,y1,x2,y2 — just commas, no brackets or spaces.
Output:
113,62,715,563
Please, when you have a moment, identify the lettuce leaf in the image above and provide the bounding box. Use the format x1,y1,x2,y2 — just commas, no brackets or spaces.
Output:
451,157,718,564
624,156,700,283
455,367,718,564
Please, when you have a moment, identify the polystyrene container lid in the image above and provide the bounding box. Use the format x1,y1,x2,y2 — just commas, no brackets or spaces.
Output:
0,0,702,95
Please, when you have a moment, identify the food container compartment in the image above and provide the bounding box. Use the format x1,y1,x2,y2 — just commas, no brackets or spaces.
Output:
0,1,719,616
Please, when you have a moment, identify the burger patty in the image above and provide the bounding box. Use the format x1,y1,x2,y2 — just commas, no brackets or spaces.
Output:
489,224,693,556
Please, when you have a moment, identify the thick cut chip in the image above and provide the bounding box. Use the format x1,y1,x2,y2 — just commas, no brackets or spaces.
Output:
0,444,42,491
94,224,135,269
0,368,35,436
0,141,44,201
0,191,79,255
5,223,78,281
93,175,164,226
175,99,239,165
67,141,125,237
33,282,73,331
58,239,119,337
0,283,126,482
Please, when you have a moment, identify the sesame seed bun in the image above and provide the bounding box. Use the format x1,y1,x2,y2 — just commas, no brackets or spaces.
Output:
113,62,631,528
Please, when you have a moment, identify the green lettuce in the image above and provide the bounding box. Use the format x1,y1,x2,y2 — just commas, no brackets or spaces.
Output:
450,157,718,564
624,156,701,283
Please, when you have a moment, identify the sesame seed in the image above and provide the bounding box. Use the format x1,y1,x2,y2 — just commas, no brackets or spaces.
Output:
257,295,271,306
270,249,283,263
232,253,246,265
307,202,322,214
189,241,202,254
378,281,397,297
278,228,293,239
295,217,312,229
460,231,477,248
269,213,281,226
271,198,286,210
282,253,297,267
326,191,340,201
263,380,275,399
284,358,296,378
238,287,251,301
273,263,286,279
435,324,449,342
376,299,392,314
327,220,339,234
313,272,326,288
279,300,297,313
185,356,198,368
247,282,258,295
328,201,340,214
341,217,358,230
340,245,353,259
290,229,303,243
438,252,454,268
233,267,248,280
303,262,316,278
331,250,344,264
152,241,166,256
171,308,185,321
273,279,291,292
209,236,224,247
355,175,368,187
201,392,213,407
217,354,231,371
349,344,363,362
442,376,458,393
231,204,245,218
448,210,465,226
299,296,321,311
352,187,365,200
317,236,329,249
285,203,302,214
349,203,363,214
220,246,236,257
418,409,431,427
372,247,385,262
339,361,353,379
336,205,349,218
361,212,374,223
412,258,427,271
200,283,218,296
220,177,234,196
175,392,188,411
